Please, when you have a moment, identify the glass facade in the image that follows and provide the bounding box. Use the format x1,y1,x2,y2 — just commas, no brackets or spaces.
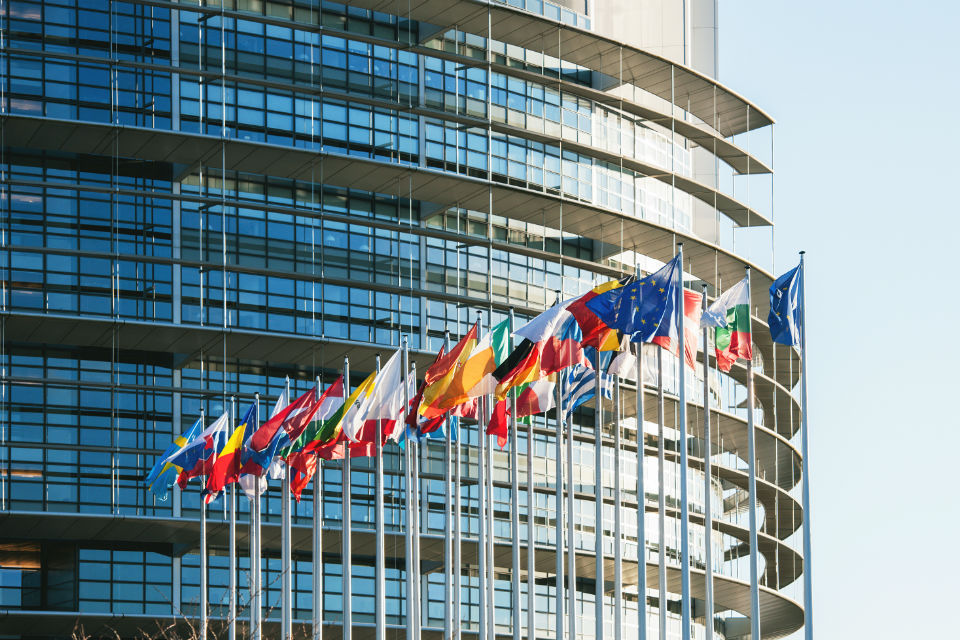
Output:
0,0,804,639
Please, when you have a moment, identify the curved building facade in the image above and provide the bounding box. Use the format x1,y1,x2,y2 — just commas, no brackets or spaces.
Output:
0,0,806,639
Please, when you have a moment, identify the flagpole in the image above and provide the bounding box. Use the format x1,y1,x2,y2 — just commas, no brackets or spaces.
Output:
594,347,605,640
404,339,423,640
282,376,292,640
525,393,536,640
443,328,455,640
656,348,666,640
252,394,262,640
229,396,237,640
342,358,353,640
565,372,576,640
635,340,648,640
404,352,415,640
476,313,488,640
485,389,495,640
554,369,564,640
677,243,692,640
444,328,463,640
744,266,761,640
613,374,623,640
374,353,385,640
199,407,207,640
508,311,521,640
314,376,324,640
701,285,715,640
798,252,814,640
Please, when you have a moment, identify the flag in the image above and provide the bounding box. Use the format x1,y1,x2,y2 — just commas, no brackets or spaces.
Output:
538,313,588,375
362,349,405,422
492,339,541,400
167,411,231,489
350,349,408,444
423,322,478,385
449,398,478,420
567,278,626,351
487,399,510,448
339,370,377,442
515,377,557,418
145,417,203,501
560,364,613,421
404,347,450,436
513,300,575,343
768,263,803,347
420,325,479,417
607,342,637,381
285,376,346,453
702,277,752,372
652,289,702,369
205,403,257,503
462,319,510,398
237,390,283,498
585,254,681,342
247,385,320,452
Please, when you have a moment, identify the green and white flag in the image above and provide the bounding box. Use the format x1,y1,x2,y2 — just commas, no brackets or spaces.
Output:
701,277,753,372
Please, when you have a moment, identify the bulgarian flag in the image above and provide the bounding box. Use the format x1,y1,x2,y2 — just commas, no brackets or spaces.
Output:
701,277,753,372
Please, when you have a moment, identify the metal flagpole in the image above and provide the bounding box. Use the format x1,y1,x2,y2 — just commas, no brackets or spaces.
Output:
229,397,237,640
413,359,424,640
508,311,521,640
342,358,353,640
404,351,415,640
744,267,761,640
613,375,623,640
453,335,463,639
656,349,666,640
282,377,292,640
635,340,648,640
374,355,385,640
566,376,576,640
554,371,564,640
313,377,324,640
404,340,423,640
251,394,261,640
485,394,495,639
594,349,605,640
476,313,488,640
677,244,692,640
444,328,455,640
199,407,207,640
525,391,536,640
798,252,814,640
701,285,715,640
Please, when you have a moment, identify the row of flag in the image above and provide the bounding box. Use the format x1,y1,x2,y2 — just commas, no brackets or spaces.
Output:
145,255,804,503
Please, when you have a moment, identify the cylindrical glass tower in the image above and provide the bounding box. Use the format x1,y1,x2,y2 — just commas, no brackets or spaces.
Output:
0,0,805,638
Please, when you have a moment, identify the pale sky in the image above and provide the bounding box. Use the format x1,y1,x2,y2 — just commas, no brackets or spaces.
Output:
720,1,960,638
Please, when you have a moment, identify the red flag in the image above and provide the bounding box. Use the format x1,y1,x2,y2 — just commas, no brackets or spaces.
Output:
248,387,317,452
419,414,446,435
450,398,478,419
567,279,626,351
424,326,476,384
486,399,509,448
538,315,588,375
652,289,702,369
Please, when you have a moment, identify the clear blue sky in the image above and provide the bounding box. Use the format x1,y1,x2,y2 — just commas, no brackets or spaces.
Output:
719,1,960,637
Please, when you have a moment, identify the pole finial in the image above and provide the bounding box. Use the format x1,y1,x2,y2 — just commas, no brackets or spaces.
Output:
799,250,806,255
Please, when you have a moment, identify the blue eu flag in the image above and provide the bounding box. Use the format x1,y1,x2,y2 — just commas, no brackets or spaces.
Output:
586,254,681,342
768,263,803,347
